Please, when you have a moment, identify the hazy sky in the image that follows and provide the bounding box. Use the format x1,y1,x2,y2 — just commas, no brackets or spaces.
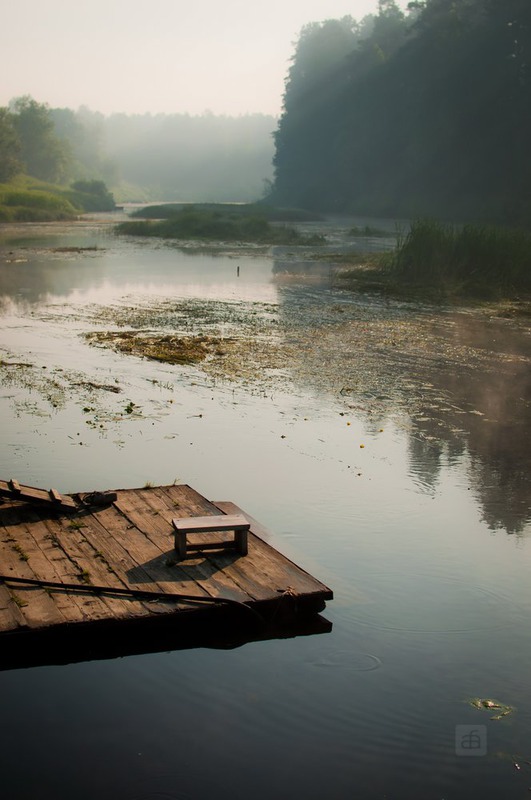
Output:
1,0,408,118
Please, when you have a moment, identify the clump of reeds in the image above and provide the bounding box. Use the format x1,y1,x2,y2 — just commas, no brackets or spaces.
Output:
387,219,531,295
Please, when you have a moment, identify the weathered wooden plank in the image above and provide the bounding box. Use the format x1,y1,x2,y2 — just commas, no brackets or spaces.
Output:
82,499,209,599
144,487,255,602
109,488,248,604
214,501,333,600
3,514,89,623
0,479,77,510
154,487,280,602
76,511,188,615
85,498,167,564
0,483,333,650
28,511,117,621
111,489,226,603
0,583,28,631
0,537,67,629
50,515,148,620
113,489,174,551
164,484,216,516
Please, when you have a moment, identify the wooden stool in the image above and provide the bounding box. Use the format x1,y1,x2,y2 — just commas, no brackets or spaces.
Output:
172,514,250,560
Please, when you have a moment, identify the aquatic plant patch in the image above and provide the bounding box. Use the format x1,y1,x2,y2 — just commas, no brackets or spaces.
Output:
85,331,227,365
468,697,515,720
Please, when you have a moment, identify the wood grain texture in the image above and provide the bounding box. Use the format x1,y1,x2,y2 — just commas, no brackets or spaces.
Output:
0,484,333,646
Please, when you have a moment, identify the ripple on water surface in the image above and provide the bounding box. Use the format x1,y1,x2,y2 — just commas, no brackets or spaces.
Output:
349,570,527,633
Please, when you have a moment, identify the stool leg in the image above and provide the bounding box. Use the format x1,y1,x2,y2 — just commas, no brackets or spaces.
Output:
174,531,187,561
235,529,248,556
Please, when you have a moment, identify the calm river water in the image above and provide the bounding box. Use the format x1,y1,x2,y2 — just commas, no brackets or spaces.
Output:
0,216,530,799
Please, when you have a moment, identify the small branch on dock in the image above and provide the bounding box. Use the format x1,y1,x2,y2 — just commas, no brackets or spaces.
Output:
0,574,265,622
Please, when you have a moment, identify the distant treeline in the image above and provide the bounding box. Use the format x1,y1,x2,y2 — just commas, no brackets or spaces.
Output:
98,112,276,202
0,97,117,218
0,96,275,203
270,0,531,225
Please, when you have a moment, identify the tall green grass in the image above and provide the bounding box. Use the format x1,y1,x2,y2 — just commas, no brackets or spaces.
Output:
388,219,531,294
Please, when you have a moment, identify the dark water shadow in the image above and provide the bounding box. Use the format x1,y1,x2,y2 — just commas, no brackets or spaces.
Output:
0,610,332,672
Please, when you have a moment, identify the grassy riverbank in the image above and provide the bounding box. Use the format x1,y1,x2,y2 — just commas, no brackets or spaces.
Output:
0,175,115,222
335,220,531,302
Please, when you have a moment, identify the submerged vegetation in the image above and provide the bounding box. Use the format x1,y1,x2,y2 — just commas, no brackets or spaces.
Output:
86,331,228,365
117,205,325,245
468,698,515,720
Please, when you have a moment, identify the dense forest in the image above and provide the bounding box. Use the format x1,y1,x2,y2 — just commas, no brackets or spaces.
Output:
271,0,531,224
2,0,530,222
0,97,275,203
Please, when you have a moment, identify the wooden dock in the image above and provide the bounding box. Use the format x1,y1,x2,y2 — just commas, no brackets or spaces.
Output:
0,483,332,669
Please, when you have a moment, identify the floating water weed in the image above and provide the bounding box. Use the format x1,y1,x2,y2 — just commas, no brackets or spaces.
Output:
468,697,515,720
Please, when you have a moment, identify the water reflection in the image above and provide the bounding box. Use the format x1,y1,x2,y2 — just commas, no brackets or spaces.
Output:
0,257,106,306
1,232,530,542
408,356,531,534
0,243,277,308
1,225,531,800
273,277,531,536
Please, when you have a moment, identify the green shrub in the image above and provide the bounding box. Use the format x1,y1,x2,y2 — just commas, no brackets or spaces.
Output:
64,180,115,212
116,206,319,245
130,202,323,222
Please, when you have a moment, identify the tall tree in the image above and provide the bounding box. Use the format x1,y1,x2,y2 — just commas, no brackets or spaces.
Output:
273,17,363,209
271,0,531,223
0,108,22,182
11,96,71,183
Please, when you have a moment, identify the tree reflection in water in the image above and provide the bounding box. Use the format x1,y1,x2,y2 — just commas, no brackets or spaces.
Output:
276,281,531,535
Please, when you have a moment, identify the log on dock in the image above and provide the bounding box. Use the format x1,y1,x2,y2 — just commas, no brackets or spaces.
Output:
0,483,332,670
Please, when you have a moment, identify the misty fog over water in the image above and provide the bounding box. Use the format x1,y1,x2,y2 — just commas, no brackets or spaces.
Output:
0,217,530,799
